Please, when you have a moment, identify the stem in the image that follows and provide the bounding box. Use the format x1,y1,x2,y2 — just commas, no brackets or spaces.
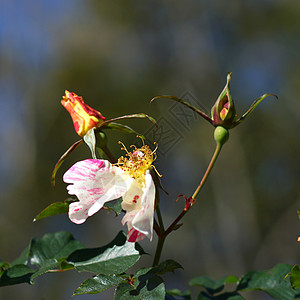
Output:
156,204,165,232
192,142,222,200
153,236,166,266
153,219,160,236
164,209,186,236
153,142,223,265
102,145,117,163
152,203,165,266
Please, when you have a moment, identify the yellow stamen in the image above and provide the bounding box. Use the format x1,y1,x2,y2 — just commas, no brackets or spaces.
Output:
118,141,130,155
152,165,162,177
137,135,145,146
117,140,160,185
151,142,158,155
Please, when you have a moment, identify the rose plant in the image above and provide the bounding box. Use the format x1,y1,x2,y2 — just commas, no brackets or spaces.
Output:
1,74,299,299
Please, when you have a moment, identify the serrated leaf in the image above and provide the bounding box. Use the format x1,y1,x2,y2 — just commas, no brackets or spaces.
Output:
67,231,144,275
0,262,10,270
153,259,183,275
225,276,239,284
74,274,124,295
197,291,244,300
51,139,83,187
0,262,10,277
59,260,74,271
289,265,300,290
237,263,300,300
33,199,76,222
114,268,165,300
11,247,30,266
190,275,237,295
0,265,35,286
166,288,191,300
29,231,84,279
103,198,123,216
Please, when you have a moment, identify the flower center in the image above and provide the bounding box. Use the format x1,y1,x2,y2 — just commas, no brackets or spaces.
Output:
117,141,156,185
220,100,229,120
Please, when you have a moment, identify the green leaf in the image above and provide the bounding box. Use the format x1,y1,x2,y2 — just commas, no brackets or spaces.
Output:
0,247,32,285
59,260,74,271
0,265,35,286
166,288,191,299
67,231,144,274
83,128,97,159
114,268,165,300
225,276,239,284
105,122,145,139
103,198,123,216
289,265,300,289
29,231,84,279
0,262,10,277
237,263,300,300
11,247,30,266
113,260,180,300
197,291,244,300
33,198,76,222
189,275,238,295
51,139,83,187
152,259,183,275
74,274,125,295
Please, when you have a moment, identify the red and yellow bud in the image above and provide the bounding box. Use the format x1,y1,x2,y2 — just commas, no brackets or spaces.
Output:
211,73,237,129
61,91,105,137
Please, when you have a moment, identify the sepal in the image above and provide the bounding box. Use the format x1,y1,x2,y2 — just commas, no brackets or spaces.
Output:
151,73,275,131
211,73,237,128
234,93,277,127
151,95,212,125
105,122,146,139
102,113,157,130
51,139,83,187
83,128,97,159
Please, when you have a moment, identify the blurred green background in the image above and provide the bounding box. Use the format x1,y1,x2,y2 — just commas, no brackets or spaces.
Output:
0,1,299,299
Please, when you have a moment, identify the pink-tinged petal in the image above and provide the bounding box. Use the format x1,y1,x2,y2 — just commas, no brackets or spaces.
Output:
63,159,104,183
63,159,128,224
121,209,145,242
127,228,146,242
121,170,155,241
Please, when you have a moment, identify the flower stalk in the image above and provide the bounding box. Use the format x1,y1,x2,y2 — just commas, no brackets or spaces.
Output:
152,127,227,265
192,138,223,200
